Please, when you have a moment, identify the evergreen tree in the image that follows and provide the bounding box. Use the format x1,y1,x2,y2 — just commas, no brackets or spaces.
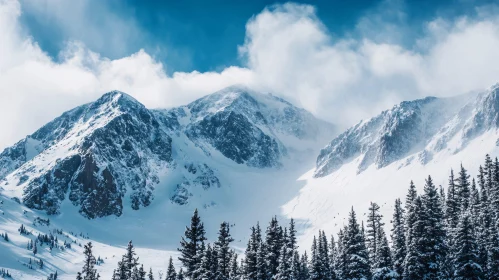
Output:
487,219,499,279
255,242,267,280
148,268,154,280
372,227,396,280
309,236,322,280
81,242,99,280
453,211,482,279
215,222,234,280
177,269,185,280
244,226,258,279
276,233,292,280
33,241,38,255
403,196,426,279
446,169,460,228
228,253,239,280
456,164,471,211
299,252,310,280
264,217,283,277
390,198,405,279
421,175,447,278
197,244,215,279
329,235,338,280
166,257,177,280
367,202,384,267
343,207,371,280
178,209,207,279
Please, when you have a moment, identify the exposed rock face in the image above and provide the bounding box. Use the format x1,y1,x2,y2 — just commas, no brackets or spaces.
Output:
0,86,335,218
315,85,499,177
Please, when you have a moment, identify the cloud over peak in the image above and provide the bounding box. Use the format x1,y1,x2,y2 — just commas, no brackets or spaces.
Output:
1,0,499,149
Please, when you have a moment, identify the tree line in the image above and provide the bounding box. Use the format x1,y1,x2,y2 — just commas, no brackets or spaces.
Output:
78,153,499,279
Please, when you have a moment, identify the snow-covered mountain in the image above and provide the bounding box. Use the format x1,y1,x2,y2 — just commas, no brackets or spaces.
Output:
282,84,499,249
0,86,335,219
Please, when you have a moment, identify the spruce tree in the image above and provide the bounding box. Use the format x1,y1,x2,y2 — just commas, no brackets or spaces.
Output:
421,175,447,278
177,269,185,280
456,164,471,211
244,226,257,279
446,169,460,228
228,252,239,280
215,222,234,279
343,207,371,280
367,202,384,267
264,217,283,276
255,242,267,280
148,268,154,280
81,242,99,280
487,219,499,279
178,209,207,279
166,257,177,280
390,198,405,278
403,196,426,279
372,227,396,280
299,252,310,280
453,211,482,279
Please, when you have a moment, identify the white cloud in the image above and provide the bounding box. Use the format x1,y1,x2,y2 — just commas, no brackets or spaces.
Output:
1,0,499,150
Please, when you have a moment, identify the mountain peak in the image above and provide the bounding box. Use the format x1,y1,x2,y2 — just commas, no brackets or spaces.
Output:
91,90,144,112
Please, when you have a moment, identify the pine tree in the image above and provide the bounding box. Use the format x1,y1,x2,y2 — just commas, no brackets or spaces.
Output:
309,236,322,280
81,242,99,280
343,207,371,280
148,268,154,280
197,244,214,279
446,169,460,228
421,175,447,278
276,232,292,280
33,241,38,255
178,209,207,279
390,198,405,279
372,227,396,280
299,252,310,280
125,241,140,279
367,202,384,267
453,211,482,279
255,242,267,280
244,226,258,279
264,217,283,277
403,196,426,279
456,164,471,211
487,218,499,279
166,257,177,280
177,269,185,280
228,252,239,280
329,234,338,280
215,222,234,280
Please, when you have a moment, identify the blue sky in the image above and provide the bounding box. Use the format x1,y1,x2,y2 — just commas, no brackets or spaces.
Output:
2,0,499,149
19,0,497,73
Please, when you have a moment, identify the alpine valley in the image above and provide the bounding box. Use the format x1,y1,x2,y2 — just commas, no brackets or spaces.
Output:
2,83,499,279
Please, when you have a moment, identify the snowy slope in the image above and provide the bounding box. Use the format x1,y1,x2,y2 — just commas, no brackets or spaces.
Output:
283,83,499,250
0,86,336,279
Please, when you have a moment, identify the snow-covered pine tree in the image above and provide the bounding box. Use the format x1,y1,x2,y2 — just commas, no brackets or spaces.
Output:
196,243,214,279
421,175,447,278
319,230,332,279
329,235,338,280
228,252,239,280
446,169,460,228
81,242,99,280
367,202,384,268
275,229,292,280
372,226,396,280
487,219,499,279
148,268,154,280
255,242,267,280
335,228,347,279
390,198,405,279
456,164,471,212
244,226,258,279
453,211,482,279
178,209,207,279
264,217,283,277
343,207,371,280
177,269,185,280
165,256,177,280
476,164,491,277
215,221,234,279
124,241,140,279
309,236,322,280
403,196,426,279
